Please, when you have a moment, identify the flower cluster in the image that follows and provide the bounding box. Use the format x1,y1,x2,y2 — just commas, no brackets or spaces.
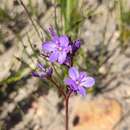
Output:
32,63,53,78
32,27,95,96
42,28,71,64
42,27,80,66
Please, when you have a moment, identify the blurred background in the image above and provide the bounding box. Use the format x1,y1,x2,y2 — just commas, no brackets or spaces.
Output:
0,0,130,130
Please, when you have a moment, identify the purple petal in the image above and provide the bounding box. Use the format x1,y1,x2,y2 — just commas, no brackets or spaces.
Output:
58,52,67,64
48,27,57,38
32,72,46,78
59,35,69,47
80,77,95,88
69,67,79,80
63,56,71,67
49,52,59,62
65,45,72,53
38,72,46,78
52,36,59,44
79,72,87,81
37,63,44,70
64,78,78,90
75,39,80,48
64,78,73,85
42,41,56,52
32,72,39,77
72,39,81,53
78,87,86,96
47,67,53,77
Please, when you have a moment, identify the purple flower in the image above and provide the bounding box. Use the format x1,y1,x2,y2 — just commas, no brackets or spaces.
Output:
48,27,57,38
32,63,53,78
64,67,95,96
42,28,71,64
63,39,81,67
63,55,72,67
72,39,81,54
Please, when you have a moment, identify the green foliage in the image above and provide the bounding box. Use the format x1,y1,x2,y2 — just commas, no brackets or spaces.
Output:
0,67,30,84
57,0,84,38
122,11,130,25
0,7,12,23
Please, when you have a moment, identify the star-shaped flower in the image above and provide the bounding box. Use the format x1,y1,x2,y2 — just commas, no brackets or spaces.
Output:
64,67,95,96
42,28,71,64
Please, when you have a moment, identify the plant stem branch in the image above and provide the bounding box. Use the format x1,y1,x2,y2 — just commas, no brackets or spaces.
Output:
18,0,43,42
65,90,72,130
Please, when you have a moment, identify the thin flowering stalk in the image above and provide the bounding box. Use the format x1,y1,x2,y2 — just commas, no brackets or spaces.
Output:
31,27,95,130
27,33,42,63
65,90,72,130
19,0,43,42
18,36,35,65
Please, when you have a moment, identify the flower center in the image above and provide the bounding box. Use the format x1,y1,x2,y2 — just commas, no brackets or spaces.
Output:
76,80,80,85
58,46,62,51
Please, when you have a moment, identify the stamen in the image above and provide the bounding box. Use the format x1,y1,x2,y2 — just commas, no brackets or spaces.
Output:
58,47,62,51
76,80,80,85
